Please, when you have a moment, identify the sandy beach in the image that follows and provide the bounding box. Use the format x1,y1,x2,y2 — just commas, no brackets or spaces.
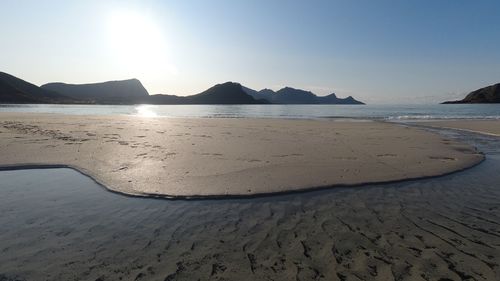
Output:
1,127,499,281
0,114,498,281
0,113,484,197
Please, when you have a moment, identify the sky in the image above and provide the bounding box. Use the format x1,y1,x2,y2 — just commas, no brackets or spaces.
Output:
1,0,500,104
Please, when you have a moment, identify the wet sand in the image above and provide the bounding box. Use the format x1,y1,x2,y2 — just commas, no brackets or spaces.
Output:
0,113,483,197
418,120,500,136
0,129,499,281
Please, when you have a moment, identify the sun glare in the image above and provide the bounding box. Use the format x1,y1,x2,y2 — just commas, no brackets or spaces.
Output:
107,11,168,72
135,105,159,117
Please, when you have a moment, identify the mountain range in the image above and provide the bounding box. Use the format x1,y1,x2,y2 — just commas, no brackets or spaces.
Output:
443,83,500,104
149,82,269,104
0,71,364,105
243,86,364,104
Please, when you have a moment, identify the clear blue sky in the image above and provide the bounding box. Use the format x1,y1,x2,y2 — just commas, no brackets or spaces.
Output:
1,0,500,103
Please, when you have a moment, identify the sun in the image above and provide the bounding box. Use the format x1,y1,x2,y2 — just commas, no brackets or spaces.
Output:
107,10,167,72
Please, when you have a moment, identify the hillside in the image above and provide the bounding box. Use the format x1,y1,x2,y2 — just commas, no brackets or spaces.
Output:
186,82,268,104
244,86,364,104
150,82,269,104
0,72,76,104
42,79,150,104
1,71,362,105
443,83,500,104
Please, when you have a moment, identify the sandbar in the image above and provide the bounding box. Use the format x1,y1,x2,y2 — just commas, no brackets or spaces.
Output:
0,113,484,197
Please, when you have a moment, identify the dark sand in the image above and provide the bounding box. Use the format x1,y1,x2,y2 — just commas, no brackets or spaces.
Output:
0,128,499,281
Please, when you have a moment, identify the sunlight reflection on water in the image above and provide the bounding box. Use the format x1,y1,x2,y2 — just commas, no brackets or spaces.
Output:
2,104,500,120
135,105,159,117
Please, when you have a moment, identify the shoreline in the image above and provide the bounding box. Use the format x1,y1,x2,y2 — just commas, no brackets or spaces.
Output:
410,120,500,137
0,113,486,198
0,151,486,200
2,103,499,121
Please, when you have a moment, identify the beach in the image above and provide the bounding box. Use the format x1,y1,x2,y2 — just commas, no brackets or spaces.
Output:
0,113,484,198
1,128,499,280
0,113,499,280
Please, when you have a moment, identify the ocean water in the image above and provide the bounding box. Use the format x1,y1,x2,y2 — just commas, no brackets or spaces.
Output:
1,103,499,120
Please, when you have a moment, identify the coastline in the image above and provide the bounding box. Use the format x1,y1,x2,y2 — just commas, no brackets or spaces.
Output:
415,120,500,137
0,156,486,200
0,113,485,198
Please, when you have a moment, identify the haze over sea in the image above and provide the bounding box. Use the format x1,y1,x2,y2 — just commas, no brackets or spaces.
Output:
1,104,499,120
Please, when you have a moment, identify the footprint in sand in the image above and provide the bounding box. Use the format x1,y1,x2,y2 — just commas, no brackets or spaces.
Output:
333,156,358,160
376,153,397,157
194,134,212,138
429,156,456,161
113,166,128,172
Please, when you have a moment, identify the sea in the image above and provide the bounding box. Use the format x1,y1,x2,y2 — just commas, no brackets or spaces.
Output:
1,103,499,120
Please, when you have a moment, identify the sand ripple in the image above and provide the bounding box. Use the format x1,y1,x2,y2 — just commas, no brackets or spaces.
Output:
0,130,499,281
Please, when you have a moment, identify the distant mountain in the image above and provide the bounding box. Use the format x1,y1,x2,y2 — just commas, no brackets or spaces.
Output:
256,89,276,101
150,82,269,104
319,93,365,105
443,83,500,104
42,80,267,105
187,82,269,104
243,86,364,104
0,72,77,104
0,71,362,105
148,94,185,104
42,79,149,104
273,87,318,104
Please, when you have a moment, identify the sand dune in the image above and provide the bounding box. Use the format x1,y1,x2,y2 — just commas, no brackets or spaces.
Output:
0,113,483,197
